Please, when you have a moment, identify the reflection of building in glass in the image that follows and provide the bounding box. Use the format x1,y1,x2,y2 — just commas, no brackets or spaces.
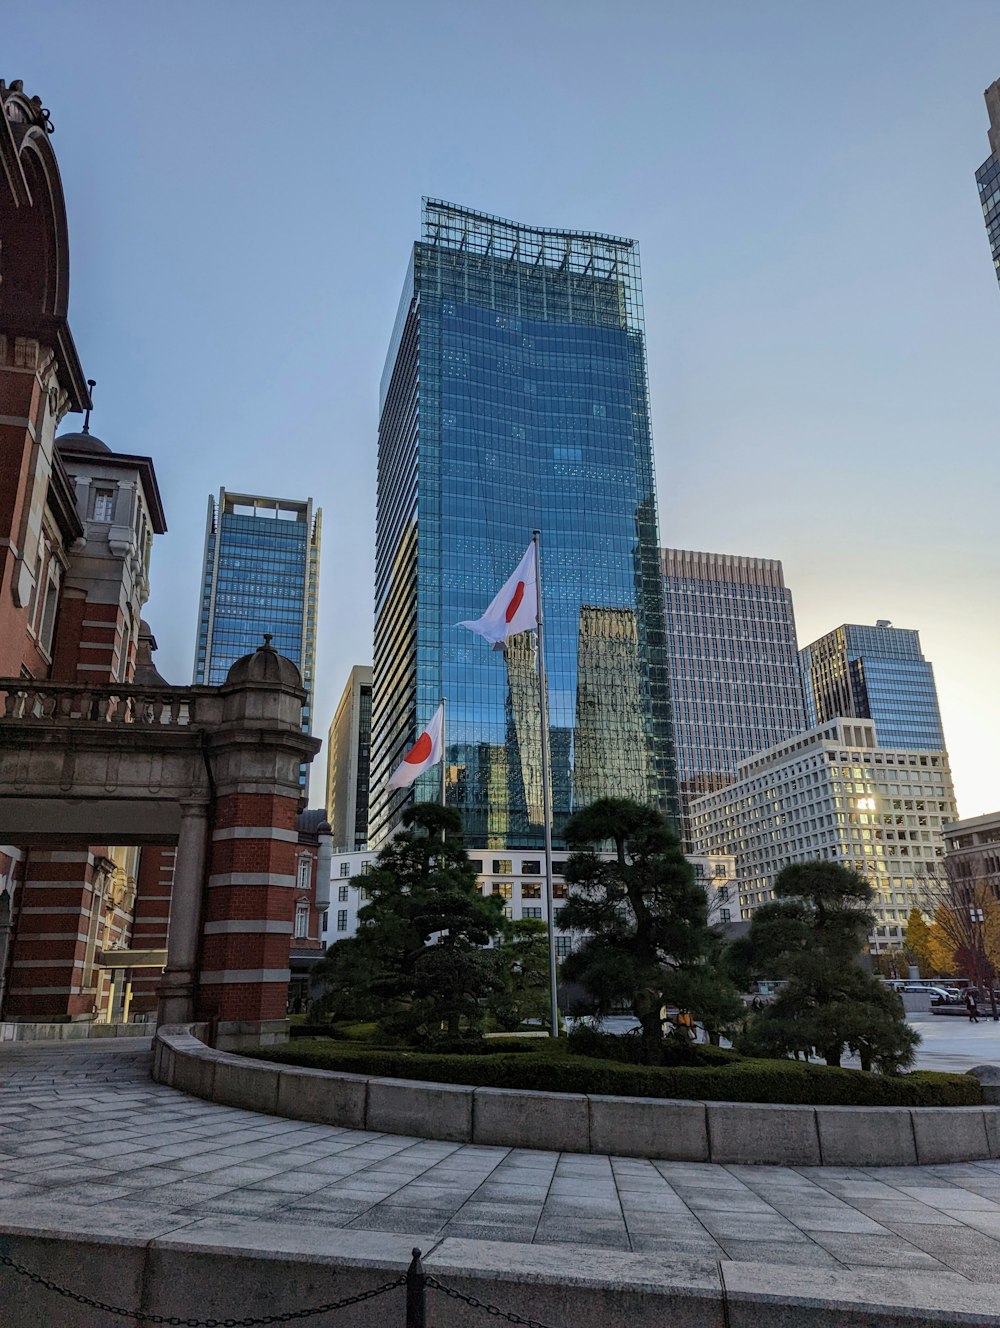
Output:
326,665,373,851
370,199,676,848
692,719,958,945
194,489,321,785
800,622,945,752
661,549,807,849
976,78,1000,289
574,606,651,808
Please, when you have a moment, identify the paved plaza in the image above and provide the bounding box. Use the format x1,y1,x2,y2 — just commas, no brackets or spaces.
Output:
3,1040,1000,1287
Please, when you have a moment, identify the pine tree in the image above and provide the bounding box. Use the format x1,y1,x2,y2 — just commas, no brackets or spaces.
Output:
312,804,507,1042
558,798,743,1064
732,860,918,1073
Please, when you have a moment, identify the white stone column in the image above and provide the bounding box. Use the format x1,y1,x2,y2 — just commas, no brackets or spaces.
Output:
156,801,209,1026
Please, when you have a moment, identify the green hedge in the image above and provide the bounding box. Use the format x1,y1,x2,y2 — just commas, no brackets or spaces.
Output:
248,1038,982,1107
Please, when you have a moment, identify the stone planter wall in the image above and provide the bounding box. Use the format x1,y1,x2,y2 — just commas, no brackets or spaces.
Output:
152,1025,1000,1168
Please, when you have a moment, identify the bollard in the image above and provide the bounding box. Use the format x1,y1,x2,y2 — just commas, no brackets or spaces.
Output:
406,1247,426,1328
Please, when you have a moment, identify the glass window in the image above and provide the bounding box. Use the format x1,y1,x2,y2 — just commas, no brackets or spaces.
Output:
336,909,348,931
521,860,541,874
93,488,115,522
493,859,513,874
294,902,309,938
338,885,349,902
339,862,351,877
522,906,543,919
521,883,541,899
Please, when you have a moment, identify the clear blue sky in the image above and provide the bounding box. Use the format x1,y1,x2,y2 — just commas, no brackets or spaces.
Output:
7,1,1000,815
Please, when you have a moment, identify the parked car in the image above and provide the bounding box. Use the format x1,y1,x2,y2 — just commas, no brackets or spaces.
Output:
901,983,962,1001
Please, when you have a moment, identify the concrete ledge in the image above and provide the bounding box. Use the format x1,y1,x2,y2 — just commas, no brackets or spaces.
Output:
707,1103,822,1166
0,1019,153,1042
589,1094,709,1160
910,1107,990,1165
815,1106,918,1167
5,1213,1000,1327
151,1028,1000,1167
473,1085,590,1152
367,1076,473,1142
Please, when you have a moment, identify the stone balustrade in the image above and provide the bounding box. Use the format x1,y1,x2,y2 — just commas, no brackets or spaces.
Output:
0,678,200,726
154,1025,1000,1168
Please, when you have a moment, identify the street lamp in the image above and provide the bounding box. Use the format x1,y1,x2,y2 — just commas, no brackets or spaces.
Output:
969,906,999,1022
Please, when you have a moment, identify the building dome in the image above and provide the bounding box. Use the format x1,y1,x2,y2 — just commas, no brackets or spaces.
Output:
224,635,302,688
56,431,111,454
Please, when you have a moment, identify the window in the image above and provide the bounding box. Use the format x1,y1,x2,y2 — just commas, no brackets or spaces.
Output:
38,579,59,655
467,860,483,873
321,911,328,931
522,906,543,919
294,901,309,938
521,883,541,899
93,487,115,522
297,856,311,891
336,909,348,932
718,885,729,902
720,907,732,924
552,881,568,899
555,936,572,959
339,862,351,877
493,859,512,874
521,860,541,874
495,883,513,899
361,861,373,876
338,885,349,902
551,861,566,876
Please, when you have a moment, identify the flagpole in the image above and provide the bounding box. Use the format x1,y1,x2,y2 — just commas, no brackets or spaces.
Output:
532,529,559,1039
440,696,447,809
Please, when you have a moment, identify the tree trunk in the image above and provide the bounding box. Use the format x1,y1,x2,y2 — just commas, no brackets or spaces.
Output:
639,1010,662,1064
824,1047,842,1068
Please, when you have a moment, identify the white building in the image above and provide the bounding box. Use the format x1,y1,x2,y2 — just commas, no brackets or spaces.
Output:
691,719,958,949
322,847,737,951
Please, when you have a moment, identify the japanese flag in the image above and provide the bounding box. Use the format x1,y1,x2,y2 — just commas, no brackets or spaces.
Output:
387,703,444,790
458,542,538,648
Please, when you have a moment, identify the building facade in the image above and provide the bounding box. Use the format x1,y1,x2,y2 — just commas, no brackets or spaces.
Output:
325,665,373,851
691,719,959,947
194,489,321,747
370,199,676,849
977,77,1000,290
661,548,807,849
800,622,945,752
943,811,1000,902
322,846,736,951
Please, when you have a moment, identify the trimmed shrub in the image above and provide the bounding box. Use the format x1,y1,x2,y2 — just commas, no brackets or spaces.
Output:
247,1039,982,1107
566,1025,739,1068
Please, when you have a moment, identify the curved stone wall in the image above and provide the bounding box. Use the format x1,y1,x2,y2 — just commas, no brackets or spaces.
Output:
152,1026,1000,1168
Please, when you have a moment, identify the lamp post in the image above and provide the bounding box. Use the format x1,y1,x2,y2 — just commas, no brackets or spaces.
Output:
969,906,999,1022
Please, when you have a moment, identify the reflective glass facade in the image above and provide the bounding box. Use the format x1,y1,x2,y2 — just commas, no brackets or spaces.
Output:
194,489,321,781
370,200,676,848
661,549,807,849
800,623,945,752
976,79,1000,289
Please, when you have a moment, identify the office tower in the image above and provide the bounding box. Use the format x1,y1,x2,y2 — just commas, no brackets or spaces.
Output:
692,719,958,945
325,665,373,851
370,199,676,848
194,490,321,768
661,549,807,849
800,621,945,752
977,78,1000,290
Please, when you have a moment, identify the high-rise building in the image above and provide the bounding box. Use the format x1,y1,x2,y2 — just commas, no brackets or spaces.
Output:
661,549,807,848
976,78,1000,290
194,489,321,751
325,665,373,851
692,718,959,945
370,199,676,848
800,621,945,752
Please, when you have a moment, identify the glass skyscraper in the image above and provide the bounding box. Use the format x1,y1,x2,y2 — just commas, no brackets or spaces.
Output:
194,489,321,767
661,549,807,849
370,200,676,849
800,622,945,752
976,78,1000,290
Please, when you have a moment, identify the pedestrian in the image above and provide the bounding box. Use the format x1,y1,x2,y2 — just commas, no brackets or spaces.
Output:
966,990,980,1024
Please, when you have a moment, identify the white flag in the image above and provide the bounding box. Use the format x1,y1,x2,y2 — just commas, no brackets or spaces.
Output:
458,541,538,648
387,703,444,790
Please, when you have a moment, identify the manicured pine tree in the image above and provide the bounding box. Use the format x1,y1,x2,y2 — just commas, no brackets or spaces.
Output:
731,861,919,1073
558,798,743,1064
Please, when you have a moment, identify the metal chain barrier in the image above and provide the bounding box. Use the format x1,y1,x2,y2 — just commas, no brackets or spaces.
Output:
425,1274,560,1328
0,1253,406,1325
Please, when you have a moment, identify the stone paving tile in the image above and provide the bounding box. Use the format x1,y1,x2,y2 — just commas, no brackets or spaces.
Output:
8,1040,1000,1281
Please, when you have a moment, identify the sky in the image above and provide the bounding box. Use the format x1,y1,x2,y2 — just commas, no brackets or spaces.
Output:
6,1,1000,817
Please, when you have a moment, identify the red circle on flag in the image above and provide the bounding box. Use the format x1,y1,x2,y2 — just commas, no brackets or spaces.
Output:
505,581,525,624
404,733,432,765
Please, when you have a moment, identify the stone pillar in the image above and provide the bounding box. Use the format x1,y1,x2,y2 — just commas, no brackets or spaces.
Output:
192,639,319,1050
156,802,209,1026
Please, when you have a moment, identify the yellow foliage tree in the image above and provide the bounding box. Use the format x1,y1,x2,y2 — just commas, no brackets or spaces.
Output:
904,908,938,976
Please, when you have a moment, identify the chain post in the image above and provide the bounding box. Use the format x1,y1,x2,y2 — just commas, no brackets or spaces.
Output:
405,1247,426,1328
